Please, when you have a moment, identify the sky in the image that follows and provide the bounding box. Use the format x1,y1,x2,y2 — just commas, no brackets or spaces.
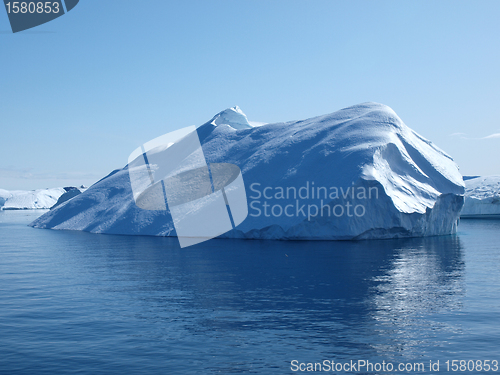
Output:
1,0,499,190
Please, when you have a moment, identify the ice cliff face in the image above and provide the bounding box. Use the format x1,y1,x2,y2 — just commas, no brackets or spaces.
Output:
461,176,500,218
50,186,87,210
30,103,465,240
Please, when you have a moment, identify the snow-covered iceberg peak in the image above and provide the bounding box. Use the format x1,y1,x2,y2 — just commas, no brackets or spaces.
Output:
208,106,252,130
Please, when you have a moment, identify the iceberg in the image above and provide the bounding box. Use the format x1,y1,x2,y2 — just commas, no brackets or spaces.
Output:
461,176,500,218
0,189,9,207
30,103,465,240
0,187,66,210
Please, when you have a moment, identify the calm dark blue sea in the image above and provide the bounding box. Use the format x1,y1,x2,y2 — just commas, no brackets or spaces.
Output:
0,211,499,374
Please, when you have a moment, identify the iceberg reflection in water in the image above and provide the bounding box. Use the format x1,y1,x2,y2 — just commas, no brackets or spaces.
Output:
0,212,499,374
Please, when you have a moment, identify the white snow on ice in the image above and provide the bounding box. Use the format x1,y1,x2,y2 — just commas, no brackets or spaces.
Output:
204,106,253,130
0,188,66,210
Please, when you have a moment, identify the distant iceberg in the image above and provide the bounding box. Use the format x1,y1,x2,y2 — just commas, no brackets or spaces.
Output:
461,176,500,218
0,188,66,210
31,103,465,240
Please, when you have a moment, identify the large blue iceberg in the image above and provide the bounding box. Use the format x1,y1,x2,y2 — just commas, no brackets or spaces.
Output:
31,103,465,240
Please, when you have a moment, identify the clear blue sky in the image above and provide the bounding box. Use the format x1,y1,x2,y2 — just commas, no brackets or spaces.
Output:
1,0,499,190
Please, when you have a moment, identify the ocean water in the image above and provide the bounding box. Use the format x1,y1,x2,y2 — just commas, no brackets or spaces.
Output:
0,210,499,374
